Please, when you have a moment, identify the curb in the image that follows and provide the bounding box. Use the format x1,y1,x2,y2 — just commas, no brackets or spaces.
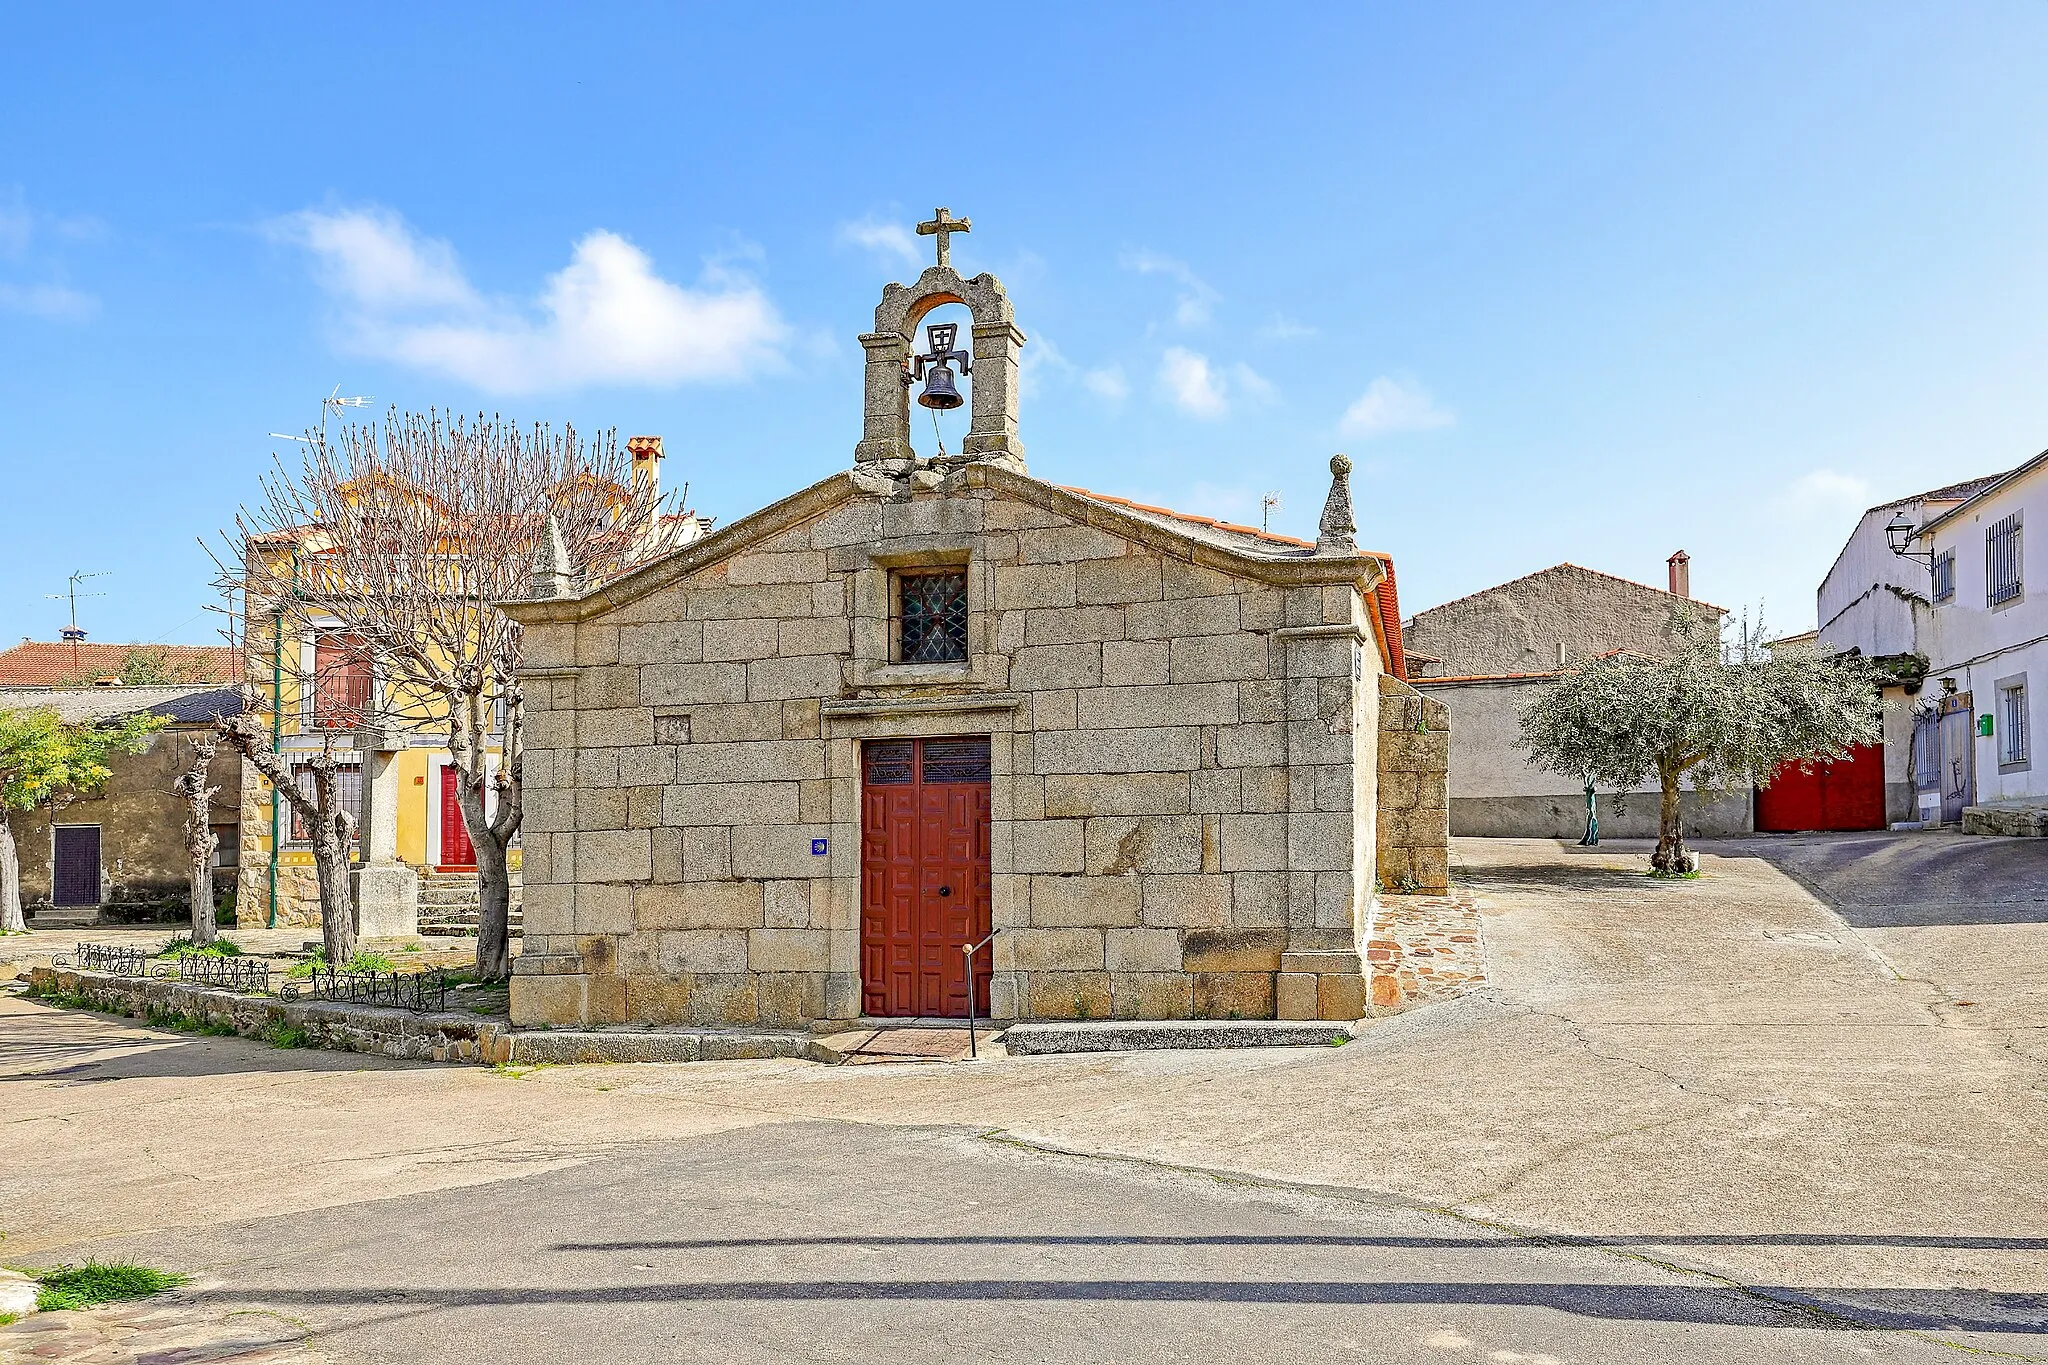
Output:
1003,1019,1362,1055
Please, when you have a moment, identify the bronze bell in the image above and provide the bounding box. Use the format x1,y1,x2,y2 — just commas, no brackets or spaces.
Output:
918,362,964,410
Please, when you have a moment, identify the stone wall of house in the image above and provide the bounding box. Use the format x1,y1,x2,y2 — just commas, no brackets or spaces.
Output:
20,728,239,919
1404,564,1704,680
1375,676,1450,894
511,480,1381,1030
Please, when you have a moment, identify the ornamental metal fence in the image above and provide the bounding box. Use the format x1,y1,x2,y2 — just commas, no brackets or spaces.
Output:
280,968,450,1014
54,942,153,977
165,955,272,992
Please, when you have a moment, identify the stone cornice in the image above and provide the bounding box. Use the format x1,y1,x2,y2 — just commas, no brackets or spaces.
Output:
496,464,1387,626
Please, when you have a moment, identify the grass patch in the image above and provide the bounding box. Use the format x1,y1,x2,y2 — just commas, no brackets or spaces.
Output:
142,1004,237,1037
156,935,244,960
1645,868,1704,880
261,1021,311,1049
285,950,398,980
33,1260,188,1312
0,1309,15,1326
491,1061,551,1078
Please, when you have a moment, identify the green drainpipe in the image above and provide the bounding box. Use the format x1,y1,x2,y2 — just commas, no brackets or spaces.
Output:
268,602,282,928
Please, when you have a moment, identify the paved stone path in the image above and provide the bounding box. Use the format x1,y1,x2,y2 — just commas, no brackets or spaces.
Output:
2,836,2043,1361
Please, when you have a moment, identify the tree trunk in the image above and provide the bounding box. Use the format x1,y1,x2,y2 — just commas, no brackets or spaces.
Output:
311,811,358,966
1651,767,1688,873
190,850,217,945
177,741,220,945
473,827,512,982
0,814,23,934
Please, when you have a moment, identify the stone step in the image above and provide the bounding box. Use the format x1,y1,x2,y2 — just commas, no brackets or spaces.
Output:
29,908,100,929
1002,1019,1364,1056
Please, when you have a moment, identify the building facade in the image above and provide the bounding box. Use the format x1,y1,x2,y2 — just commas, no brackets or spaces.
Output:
1402,558,1751,838
0,686,242,923
500,245,1447,1030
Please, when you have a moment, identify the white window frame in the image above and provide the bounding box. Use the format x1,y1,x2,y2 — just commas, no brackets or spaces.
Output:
1997,674,2030,772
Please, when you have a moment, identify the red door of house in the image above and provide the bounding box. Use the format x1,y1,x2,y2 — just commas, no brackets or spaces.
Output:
438,766,477,869
860,737,992,1018
1756,743,1886,832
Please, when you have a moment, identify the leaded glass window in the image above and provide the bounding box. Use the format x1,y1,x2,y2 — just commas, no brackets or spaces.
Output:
897,570,968,663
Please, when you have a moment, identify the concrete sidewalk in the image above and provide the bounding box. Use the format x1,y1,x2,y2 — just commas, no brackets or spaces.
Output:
3,836,2043,1360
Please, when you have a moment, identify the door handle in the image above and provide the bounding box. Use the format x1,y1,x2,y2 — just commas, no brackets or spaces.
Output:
938,886,951,897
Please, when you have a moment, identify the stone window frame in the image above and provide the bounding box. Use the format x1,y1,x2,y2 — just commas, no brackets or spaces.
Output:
894,567,970,665
852,542,988,689
1996,672,2030,773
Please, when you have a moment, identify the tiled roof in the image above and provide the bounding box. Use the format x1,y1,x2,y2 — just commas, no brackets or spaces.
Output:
0,685,244,725
1867,470,2011,514
0,641,238,687
1059,485,1408,679
1403,562,1727,625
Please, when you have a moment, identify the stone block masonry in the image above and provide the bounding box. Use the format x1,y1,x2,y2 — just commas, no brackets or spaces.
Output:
1376,676,1451,894
503,458,1400,1033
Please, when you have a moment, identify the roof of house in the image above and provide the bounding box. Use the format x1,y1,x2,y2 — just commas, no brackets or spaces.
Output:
1403,561,1726,626
0,641,238,687
1865,469,2013,515
1914,448,2048,538
0,685,245,725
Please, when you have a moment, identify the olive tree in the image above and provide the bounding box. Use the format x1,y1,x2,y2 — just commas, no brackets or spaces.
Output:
1518,610,1880,874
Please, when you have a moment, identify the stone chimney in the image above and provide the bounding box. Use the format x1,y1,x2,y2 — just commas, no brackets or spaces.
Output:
628,435,663,499
1315,454,1357,554
1667,550,1690,599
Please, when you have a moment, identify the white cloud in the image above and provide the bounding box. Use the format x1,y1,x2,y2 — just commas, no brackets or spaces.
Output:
1257,313,1317,342
0,281,96,321
1121,250,1220,328
1082,366,1128,401
271,205,788,394
1338,375,1455,439
1772,469,1872,520
1231,363,1275,404
0,195,30,260
1159,346,1228,418
836,215,921,267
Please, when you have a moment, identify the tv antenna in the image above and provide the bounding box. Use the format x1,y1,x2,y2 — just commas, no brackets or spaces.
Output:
1261,492,1282,532
270,384,373,446
46,569,110,673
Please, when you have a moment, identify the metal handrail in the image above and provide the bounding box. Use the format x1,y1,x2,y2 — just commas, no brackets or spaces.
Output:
962,928,1002,1060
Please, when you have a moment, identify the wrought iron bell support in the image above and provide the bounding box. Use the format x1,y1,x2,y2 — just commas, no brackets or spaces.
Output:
909,321,972,411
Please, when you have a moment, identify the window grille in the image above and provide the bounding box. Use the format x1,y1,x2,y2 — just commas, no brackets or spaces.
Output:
288,762,363,844
897,570,969,663
1932,550,1955,603
922,737,992,784
1987,511,2023,606
1912,712,1941,791
2002,682,2029,767
862,739,915,786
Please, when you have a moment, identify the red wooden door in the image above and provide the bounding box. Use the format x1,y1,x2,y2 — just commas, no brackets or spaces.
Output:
860,737,992,1018
439,766,477,868
1756,743,1886,832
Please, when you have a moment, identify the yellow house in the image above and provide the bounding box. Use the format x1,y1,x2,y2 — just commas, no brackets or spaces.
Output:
235,435,704,932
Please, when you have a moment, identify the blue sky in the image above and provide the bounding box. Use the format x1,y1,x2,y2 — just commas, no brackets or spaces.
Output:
2,3,2045,646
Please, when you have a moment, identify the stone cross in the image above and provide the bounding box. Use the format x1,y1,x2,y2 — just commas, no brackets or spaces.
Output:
917,207,971,268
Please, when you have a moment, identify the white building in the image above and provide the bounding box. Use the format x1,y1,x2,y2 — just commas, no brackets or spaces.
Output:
1904,452,2048,826
1816,471,2005,822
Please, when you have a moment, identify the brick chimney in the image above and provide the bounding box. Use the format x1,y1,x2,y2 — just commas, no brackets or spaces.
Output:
627,435,663,499
1667,550,1691,599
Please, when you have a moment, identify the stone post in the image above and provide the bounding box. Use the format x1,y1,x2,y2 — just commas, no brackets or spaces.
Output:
854,332,913,465
350,726,418,938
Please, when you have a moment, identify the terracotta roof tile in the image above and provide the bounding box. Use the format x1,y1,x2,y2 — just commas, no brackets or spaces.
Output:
0,642,238,687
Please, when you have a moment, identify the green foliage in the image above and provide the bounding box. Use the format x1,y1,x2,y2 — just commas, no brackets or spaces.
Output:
141,1004,238,1036
285,949,397,979
54,646,218,689
1517,609,1881,799
262,1020,311,1049
33,1260,189,1311
156,935,245,960
0,1309,17,1326
0,705,168,814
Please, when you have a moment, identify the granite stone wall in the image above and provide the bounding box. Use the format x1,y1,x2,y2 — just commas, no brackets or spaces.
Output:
510,480,1383,1030
1375,676,1450,894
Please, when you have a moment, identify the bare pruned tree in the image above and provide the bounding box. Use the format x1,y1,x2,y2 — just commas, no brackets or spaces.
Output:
218,412,684,980
172,732,221,945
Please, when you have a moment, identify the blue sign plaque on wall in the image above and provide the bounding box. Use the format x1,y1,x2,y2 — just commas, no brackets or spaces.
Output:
811,838,829,856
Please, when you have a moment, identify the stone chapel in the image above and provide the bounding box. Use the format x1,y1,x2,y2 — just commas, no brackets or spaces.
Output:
501,211,1449,1031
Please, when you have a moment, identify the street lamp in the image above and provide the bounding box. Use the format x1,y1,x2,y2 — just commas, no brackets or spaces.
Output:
1885,511,1935,567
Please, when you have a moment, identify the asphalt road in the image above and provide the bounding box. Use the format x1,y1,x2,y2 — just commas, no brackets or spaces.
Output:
1695,828,2048,928
89,1121,1981,1365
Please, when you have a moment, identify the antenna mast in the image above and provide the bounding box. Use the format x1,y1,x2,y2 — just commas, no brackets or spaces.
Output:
45,569,110,675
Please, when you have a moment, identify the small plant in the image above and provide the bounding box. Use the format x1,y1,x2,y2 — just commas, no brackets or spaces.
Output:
33,1260,188,1312
142,1004,236,1037
156,935,245,960
285,949,397,979
262,1020,311,1049
1073,997,1093,1020
403,942,422,953
0,1309,17,1325
1646,867,1704,881
1327,1034,1348,1047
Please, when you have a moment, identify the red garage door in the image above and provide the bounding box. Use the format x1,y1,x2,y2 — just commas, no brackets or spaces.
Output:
1756,744,1886,832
